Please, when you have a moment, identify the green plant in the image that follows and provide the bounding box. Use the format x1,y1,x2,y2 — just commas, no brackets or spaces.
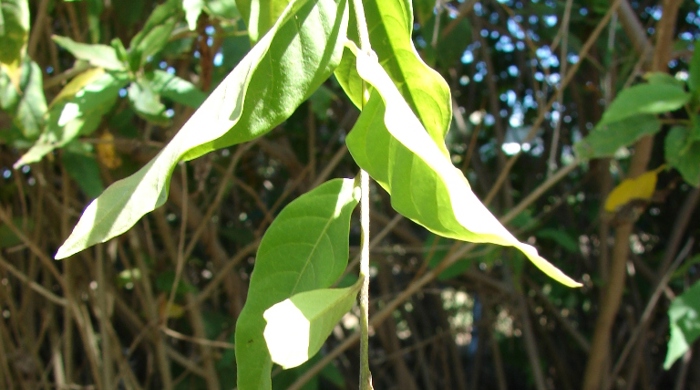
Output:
28,0,583,388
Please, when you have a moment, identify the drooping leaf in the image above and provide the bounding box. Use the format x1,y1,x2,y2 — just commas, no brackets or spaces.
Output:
346,46,580,287
55,0,349,259
604,166,663,213
0,0,30,87
52,35,126,71
236,0,290,43
235,178,360,390
264,282,360,369
599,83,690,125
574,114,661,159
335,0,451,154
664,280,700,369
665,126,700,187
14,69,126,168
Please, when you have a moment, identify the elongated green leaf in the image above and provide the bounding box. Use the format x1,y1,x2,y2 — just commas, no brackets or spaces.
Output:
0,0,30,85
236,178,360,390
14,69,126,168
52,35,125,71
236,0,290,43
600,83,690,125
574,114,661,159
347,46,580,288
264,282,360,369
664,280,700,369
665,126,700,187
335,0,450,153
55,0,348,259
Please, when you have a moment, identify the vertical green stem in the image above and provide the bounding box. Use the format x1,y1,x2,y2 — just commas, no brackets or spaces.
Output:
359,169,373,390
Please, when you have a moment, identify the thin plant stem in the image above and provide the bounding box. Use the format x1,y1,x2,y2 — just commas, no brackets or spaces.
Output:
359,169,373,390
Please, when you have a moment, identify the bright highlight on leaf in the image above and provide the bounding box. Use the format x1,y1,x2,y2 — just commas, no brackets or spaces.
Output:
263,283,361,369
346,44,580,288
664,280,700,369
235,177,359,390
604,166,664,213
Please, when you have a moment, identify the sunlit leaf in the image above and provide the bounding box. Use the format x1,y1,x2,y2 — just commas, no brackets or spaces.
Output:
604,166,663,213
183,0,204,30
128,0,181,67
599,83,690,125
14,70,126,168
0,59,47,139
236,0,290,43
52,35,125,71
55,0,349,262
335,0,451,154
347,45,580,287
127,77,169,125
664,280,700,369
0,0,30,87
149,69,206,108
236,178,360,390
264,282,360,368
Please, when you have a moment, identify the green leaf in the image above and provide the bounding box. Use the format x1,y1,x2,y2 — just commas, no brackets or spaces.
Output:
643,72,685,88
0,59,47,139
14,69,126,168
664,280,700,369
235,178,360,390
206,0,240,20
574,114,661,159
236,0,290,43
347,46,580,288
336,0,451,154
600,83,690,125
127,77,169,125
264,282,360,369
52,35,126,71
689,47,700,94
55,0,348,259
149,70,206,108
0,0,30,85
128,0,181,67
62,145,105,199
183,0,204,30
665,126,700,187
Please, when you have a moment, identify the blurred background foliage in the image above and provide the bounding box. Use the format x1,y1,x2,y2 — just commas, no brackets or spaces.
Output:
1,0,700,388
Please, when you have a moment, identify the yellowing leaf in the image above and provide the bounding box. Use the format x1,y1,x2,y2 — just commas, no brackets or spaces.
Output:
604,166,664,213
96,131,122,169
50,68,106,107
